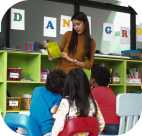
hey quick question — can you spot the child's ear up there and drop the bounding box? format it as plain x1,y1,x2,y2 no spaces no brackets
51,105,58,114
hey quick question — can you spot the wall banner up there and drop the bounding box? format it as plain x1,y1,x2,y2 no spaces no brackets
87,16,92,35
103,23,114,41
43,16,57,37
120,27,130,44
136,25,142,42
60,15,72,35
11,8,25,30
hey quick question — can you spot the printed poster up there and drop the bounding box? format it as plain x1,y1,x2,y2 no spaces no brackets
136,25,142,42
87,16,92,35
103,23,114,41
60,15,72,35
11,8,25,30
43,16,57,37
120,27,130,44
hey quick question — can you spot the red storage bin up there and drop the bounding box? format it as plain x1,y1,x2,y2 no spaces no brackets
7,68,22,81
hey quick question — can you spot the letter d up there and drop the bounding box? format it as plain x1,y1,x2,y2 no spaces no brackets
14,12,22,21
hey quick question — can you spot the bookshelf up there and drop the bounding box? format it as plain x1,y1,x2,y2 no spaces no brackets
0,50,142,113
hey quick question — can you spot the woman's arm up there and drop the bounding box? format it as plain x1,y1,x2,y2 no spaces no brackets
59,31,77,63
51,98,69,136
59,31,70,51
61,52,75,63
74,39,96,68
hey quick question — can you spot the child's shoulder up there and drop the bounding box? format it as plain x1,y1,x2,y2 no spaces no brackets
32,86,48,96
33,86,46,92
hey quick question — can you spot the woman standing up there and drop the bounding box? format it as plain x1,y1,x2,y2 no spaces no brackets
57,12,96,73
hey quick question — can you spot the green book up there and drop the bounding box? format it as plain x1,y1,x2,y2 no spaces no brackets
47,42,62,59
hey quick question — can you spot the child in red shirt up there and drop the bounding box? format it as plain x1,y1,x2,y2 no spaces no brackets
91,64,120,135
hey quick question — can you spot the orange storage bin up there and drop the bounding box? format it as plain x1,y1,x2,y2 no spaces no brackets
22,94,31,110
7,97,21,111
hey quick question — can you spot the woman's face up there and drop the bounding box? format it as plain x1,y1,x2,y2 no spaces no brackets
72,19,85,35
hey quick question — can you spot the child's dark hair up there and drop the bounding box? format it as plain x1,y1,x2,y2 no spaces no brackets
46,69,66,94
63,68,96,116
91,64,110,86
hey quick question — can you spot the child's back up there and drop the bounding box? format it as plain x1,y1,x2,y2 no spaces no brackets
30,69,66,136
52,68,105,136
91,65,120,135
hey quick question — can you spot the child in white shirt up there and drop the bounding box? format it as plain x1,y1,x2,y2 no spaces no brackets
52,68,105,136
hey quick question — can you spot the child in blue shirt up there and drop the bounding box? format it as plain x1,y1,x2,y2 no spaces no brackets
30,69,66,136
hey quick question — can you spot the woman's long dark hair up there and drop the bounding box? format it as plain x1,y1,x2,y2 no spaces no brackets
68,12,92,59
63,68,96,116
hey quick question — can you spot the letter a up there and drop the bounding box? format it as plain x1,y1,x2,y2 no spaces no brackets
47,21,54,29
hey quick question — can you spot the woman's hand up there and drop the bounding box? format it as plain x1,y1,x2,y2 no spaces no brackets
62,52,74,62
74,59,85,67
62,52,85,67
61,52,68,58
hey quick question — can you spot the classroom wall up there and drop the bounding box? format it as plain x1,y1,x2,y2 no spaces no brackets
0,12,9,48
9,0,117,51
1,0,134,53
9,0,74,49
